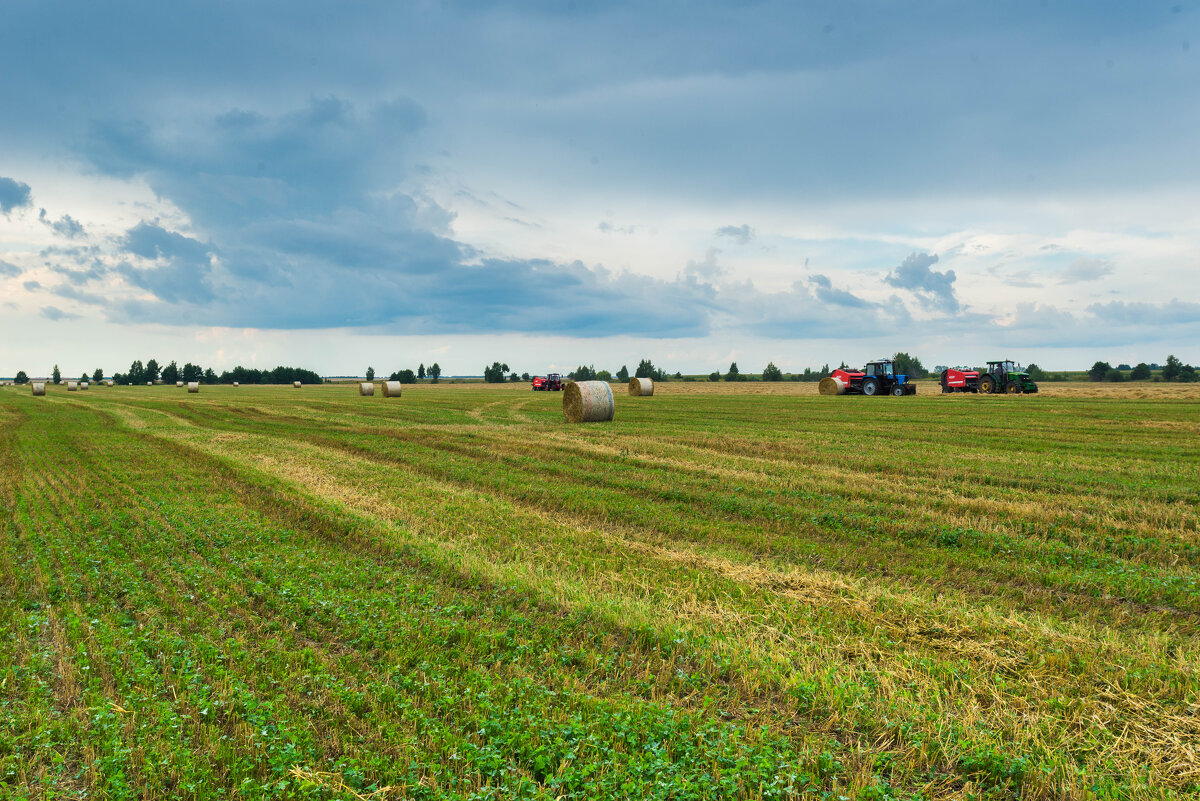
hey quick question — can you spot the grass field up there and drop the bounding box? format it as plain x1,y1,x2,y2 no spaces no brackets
2,381,1198,800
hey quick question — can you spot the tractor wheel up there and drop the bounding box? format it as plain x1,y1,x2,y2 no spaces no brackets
979,377,995,394
891,385,905,396
861,377,880,396
1005,382,1020,394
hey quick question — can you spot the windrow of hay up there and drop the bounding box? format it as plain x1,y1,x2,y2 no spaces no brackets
67,381,78,392
31,382,45,396
564,380,614,423
359,382,375,396
382,381,402,398
293,381,302,388
628,377,654,396
187,382,199,393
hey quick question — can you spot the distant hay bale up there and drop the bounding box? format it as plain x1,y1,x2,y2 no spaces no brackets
176,381,184,387
819,376,848,396
146,381,153,386
31,382,45,396
187,382,199,393
563,380,614,423
628,377,654,396
293,381,302,388
382,381,402,398
103,379,114,386
80,382,88,390
359,382,375,396
67,381,78,391
233,381,239,387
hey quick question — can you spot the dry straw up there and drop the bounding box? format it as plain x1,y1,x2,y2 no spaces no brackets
293,381,302,388
31,382,45,396
628,377,654,396
67,381,78,391
187,382,199,393
563,380,614,423
819,376,847,396
359,382,375,396
382,381,402,398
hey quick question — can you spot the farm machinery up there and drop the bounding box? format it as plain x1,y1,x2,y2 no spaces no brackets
819,359,917,396
531,373,565,391
940,360,1038,394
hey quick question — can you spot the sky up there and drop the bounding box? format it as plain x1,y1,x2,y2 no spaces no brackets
2,0,1198,378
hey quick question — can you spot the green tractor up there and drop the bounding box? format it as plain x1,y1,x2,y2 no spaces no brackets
978,360,1038,394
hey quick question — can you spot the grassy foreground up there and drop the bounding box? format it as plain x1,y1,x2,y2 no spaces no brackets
1,381,1198,800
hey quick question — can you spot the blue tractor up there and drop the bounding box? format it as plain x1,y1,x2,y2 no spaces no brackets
822,359,917,396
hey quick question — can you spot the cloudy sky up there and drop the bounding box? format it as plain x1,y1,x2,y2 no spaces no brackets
2,1,1198,377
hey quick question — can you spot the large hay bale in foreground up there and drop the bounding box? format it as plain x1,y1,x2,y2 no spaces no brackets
359,382,375,396
628,377,654,396
819,376,848,396
564,380,614,423
31,382,45,396
293,381,302,388
187,382,199,393
382,381,402,398
67,381,78,392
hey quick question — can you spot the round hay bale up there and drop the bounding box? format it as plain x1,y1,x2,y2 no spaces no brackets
146,381,152,386
80,382,88,390
233,381,239,387
176,381,184,388
187,382,199,393
103,379,114,387
819,376,848,396
381,381,402,398
628,377,654,396
359,382,375,396
563,380,614,423
293,381,302,388
31,382,45,396
67,381,78,391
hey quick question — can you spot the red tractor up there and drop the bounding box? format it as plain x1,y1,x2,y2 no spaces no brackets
531,373,565,391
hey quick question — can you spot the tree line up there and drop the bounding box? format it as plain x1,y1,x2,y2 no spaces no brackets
1088,355,1198,383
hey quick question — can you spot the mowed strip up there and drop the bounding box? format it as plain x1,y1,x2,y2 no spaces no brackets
97,391,1200,799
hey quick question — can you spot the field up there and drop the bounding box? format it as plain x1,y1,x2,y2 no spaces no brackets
1,380,1198,800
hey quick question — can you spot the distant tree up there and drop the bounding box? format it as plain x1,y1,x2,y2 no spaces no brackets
1025,363,1047,382
1163,355,1183,382
673,371,682,379
596,369,613,381
145,359,161,383
365,366,375,381
508,372,521,382
483,362,509,383
126,360,145,385
92,368,104,382
1116,364,1131,371
112,372,125,384
389,369,417,383
725,362,743,382
52,365,61,384
635,359,655,379
1180,364,1199,383
520,372,530,381
428,363,441,383
891,352,927,379
203,368,218,384
161,361,179,384
418,364,426,379
569,365,597,381
1105,368,1124,382
708,370,720,382
181,362,203,382
761,362,784,381
15,370,28,384
616,365,629,382
1130,363,1152,381
1088,361,1112,382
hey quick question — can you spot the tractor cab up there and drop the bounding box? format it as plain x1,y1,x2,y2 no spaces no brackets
864,360,895,377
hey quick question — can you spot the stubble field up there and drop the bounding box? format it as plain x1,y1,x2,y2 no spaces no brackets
1,380,1198,800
